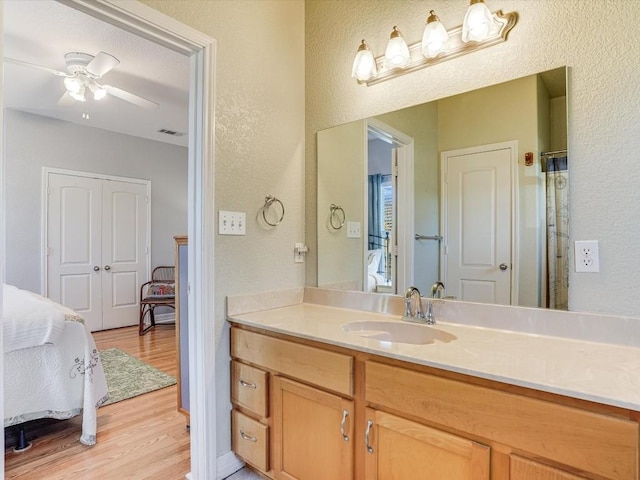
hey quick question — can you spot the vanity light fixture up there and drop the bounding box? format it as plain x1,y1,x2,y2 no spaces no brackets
422,10,449,58
351,40,378,82
384,26,410,69
462,0,500,42
352,0,517,86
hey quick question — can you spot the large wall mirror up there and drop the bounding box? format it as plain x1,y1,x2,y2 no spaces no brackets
317,66,567,310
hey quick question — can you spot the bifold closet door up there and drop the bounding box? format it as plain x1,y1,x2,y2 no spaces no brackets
47,172,148,331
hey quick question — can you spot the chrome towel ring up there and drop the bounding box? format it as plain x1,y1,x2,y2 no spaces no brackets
262,195,285,226
329,204,346,230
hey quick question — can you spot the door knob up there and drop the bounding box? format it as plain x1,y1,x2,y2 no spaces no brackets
93,266,100,272
104,265,111,271
499,263,508,271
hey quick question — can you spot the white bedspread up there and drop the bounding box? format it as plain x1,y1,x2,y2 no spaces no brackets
3,283,67,353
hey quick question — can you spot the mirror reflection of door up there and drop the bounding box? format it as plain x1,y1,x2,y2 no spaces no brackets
441,142,516,304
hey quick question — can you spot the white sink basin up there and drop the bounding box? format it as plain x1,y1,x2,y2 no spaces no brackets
342,320,456,345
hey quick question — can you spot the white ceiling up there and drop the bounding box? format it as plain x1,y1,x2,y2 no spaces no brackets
3,0,190,147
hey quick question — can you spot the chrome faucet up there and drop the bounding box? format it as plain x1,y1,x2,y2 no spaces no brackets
402,286,425,322
424,281,445,325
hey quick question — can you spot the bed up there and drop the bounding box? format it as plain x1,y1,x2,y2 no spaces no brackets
3,283,109,446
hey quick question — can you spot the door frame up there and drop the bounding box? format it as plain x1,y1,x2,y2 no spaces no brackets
0,1,218,477
41,167,152,296
365,118,414,294
440,140,519,305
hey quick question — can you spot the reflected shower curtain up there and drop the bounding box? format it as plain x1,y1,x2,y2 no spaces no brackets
368,174,383,248
545,156,569,310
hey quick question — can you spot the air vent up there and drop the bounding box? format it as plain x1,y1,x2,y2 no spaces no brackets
157,128,186,137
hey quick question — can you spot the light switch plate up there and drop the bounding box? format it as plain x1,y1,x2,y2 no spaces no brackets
347,221,361,238
219,210,246,235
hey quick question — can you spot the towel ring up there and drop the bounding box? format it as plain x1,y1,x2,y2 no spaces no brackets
262,195,285,226
329,204,346,230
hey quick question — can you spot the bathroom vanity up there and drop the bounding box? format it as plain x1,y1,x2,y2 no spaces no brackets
228,294,640,480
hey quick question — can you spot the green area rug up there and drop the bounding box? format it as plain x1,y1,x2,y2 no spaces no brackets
100,347,177,406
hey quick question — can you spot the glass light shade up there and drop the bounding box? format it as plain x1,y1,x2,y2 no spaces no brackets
462,0,496,43
384,26,410,69
351,40,378,82
69,87,86,102
89,83,107,100
421,11,449,58
64,76,82,94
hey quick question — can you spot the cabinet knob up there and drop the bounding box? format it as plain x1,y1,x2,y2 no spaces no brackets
104,265,111,271
499,263,508,271
340,410,349,442
93,266,100,272
365,420,374,454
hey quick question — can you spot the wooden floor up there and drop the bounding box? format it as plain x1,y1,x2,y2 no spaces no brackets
5,324,191,480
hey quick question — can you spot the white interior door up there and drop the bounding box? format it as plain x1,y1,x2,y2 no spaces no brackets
47,173,103,330
46,171,149,331
441,142,515,305
101,179,148,329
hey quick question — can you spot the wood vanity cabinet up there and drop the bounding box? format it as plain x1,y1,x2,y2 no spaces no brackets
230,324,639,480
231,327,355,479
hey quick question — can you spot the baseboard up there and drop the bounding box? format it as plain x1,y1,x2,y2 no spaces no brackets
217,451,244,479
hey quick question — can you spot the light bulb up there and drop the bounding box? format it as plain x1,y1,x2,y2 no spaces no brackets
69,87,86,102
462,0,496,43
351,40,378,82
89,83,107,100
64,76,82,94
421,10,449,58
384,26,410,69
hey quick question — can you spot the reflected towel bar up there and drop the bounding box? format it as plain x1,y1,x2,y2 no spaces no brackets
415,234,443,241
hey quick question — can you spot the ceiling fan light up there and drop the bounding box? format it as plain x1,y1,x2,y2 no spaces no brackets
64,76,82,94
69,87,86,102
384,26,410,69
89,83,107,100
462,0,497,43
422,10,449,58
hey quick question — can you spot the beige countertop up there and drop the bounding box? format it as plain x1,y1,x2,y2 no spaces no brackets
228,303,640,411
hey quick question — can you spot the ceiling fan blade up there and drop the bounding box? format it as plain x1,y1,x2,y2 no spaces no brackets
4,57,68,77
86,52,120,77
103,85,159,110
57,91,77,107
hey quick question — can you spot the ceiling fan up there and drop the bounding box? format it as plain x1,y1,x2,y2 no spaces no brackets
4,51,159,110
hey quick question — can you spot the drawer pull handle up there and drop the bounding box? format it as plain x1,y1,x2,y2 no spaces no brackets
239,379,257,389
340,410,349,442
240,430,258,442
365,420,374,454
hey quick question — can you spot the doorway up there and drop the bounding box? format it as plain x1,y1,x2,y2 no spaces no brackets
365,119,414,295
0,1,217,478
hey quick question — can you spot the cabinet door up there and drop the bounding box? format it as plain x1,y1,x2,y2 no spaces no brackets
510,455,588,480
364,408,489,480
272,376,354,480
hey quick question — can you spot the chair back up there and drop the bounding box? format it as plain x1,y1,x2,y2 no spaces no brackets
152,266,175,283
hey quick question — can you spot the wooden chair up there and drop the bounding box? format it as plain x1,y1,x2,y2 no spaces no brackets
139,266,176,335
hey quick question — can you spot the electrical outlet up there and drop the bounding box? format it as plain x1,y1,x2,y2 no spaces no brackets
347,221,361,238
294,243,308,263
574,240,599,273
219,210,246,235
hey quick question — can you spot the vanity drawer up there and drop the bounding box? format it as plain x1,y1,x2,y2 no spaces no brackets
231,360,268,418
365,361,638,480
232,410,269,472
231,327,353,397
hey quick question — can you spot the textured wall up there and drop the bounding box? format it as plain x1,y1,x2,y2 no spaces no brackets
4,110,187,292
139,0,306,456
306,0,640,317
